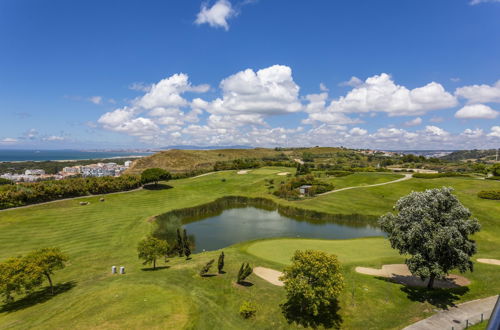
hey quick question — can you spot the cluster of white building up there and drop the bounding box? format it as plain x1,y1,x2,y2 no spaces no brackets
1,169,49,182
1,160,133,182
62,161,133,178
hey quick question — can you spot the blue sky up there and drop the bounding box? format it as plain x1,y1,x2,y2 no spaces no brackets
1,0,500,150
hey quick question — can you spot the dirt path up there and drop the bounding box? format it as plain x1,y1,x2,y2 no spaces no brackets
0,186,144,213
403,295,499,330
318,173,412,196
253,267,284,286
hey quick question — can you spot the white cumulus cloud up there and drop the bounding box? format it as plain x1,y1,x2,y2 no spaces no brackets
195,0,235,31
470,0,500,5
404,117,423,127
488,126,500,137
328,73,457,116
455,80,500,104
204,65,302,116
455,104,499,119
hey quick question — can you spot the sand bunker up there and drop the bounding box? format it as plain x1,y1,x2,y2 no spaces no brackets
277,172,290,176
477,258,500,266
253,267,284,286
355,264,470,288
237,170,249,174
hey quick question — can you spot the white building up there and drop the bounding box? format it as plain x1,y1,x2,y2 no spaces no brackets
25,169,45,175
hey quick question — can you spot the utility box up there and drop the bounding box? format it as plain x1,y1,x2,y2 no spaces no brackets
111,266,117,274
119,266,125,274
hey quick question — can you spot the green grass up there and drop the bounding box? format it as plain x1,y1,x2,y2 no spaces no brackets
245,237,401,266
0,167,499,329
322,172,404,189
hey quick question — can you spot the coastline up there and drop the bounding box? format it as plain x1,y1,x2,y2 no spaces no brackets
0,154,151,163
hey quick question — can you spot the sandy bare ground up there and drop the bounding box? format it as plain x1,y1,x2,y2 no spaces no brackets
355,264,470,288
318,173,413,196
477,258,500,266
237,170,249,174
253,267,284,286
277,172,290,176
293,158,304,165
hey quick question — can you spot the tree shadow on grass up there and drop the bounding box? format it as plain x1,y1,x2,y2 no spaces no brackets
141,265,170,271
282,300,342,329
374,276,469,309
0,281,76,313
236,281,254,287
201,274,217,278
400,285,469,310
143,184,172,191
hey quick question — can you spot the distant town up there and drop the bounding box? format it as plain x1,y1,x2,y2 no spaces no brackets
0,160,133,182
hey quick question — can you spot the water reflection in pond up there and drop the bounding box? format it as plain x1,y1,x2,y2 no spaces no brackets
184,207,384,252
155,197,385,253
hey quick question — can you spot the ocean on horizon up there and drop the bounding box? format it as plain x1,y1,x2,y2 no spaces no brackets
0,150,153,162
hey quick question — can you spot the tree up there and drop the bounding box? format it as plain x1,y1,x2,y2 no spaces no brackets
176,228,184,257
137,236,169,270
280,250,344,328
379,187,481,289
199,259,214,276
217,252,225,274
236,263,252,284
141,168,171,186
491,163,500,176
25,248,68,295
183,229,191,260
0,257,43,302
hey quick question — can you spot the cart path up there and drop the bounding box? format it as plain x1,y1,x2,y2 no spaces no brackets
318,173,413,196
403,295,498,330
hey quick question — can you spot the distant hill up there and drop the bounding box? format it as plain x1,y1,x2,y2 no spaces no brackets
126,147,346,174
441,149,498,162
158,145,252,150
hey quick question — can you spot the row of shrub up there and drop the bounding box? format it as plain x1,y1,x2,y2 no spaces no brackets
477,190,500,200
0,175,142,209
412,172,469,179
213,158,295,171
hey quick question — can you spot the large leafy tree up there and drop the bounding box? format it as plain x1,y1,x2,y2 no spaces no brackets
137,236,169,270
141,168,171,186
25,248,68,295
379,187,481,289
280,250,344,328
0,257,43,302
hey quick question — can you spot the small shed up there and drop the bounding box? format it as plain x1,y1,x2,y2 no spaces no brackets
298,185,312,195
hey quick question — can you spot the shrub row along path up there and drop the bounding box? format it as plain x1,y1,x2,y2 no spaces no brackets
403,295,499,330
318,173,413,196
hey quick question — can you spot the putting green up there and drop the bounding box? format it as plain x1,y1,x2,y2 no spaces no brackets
245,237,402,266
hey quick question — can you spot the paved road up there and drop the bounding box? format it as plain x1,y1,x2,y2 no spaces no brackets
403,295,499,330
318,173,413,196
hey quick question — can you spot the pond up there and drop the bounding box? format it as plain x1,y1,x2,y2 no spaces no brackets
154,196,385,253
184,207,384,252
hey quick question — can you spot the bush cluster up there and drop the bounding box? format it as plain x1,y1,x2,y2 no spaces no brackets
477,190,500,200
0,175,141,209
273,175,334,199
